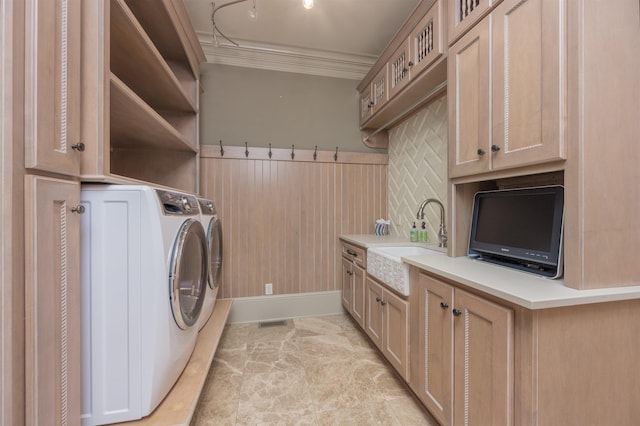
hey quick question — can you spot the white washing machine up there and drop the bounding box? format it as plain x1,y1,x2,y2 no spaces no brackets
196,197,223,330
80,185,208,425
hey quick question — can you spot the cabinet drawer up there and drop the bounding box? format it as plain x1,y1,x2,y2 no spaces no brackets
341,242,366,268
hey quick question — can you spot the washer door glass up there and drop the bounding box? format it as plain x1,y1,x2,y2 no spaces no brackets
208,217,223,291
170,219,207,329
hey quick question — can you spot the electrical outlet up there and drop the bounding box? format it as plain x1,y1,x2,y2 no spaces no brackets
265,283,273,295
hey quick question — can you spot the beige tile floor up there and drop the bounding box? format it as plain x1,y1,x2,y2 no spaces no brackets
191,314,439,426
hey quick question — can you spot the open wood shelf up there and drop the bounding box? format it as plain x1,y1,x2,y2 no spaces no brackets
110,73,196,152
110,0,197,112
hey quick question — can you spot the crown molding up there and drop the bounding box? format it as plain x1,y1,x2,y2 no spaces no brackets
197,32,375,80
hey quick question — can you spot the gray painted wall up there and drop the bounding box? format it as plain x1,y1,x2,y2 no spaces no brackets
199,63,383,153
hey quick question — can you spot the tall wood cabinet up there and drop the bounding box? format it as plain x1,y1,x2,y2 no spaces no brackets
448,0,565,179
23,0,83,423
18,0,204,423
411,270,514,426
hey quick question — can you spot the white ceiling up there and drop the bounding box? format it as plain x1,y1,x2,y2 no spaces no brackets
183,0,423,79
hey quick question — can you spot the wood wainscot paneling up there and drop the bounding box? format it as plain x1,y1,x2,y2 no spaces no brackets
200,145,388,298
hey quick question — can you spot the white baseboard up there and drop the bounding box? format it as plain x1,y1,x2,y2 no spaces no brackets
227,290,345,324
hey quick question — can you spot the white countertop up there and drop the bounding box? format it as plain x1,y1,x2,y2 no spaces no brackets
339,234,640,310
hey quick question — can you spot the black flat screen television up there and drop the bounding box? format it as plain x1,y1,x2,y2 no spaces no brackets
468,186,564,278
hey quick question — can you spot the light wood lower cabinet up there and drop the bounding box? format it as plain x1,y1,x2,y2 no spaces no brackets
365,277,410,381
412,270,514,425
24,176,81,426
341,258,365,328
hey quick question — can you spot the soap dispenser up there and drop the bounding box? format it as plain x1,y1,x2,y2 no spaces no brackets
420,221,428,242
410,222,418,242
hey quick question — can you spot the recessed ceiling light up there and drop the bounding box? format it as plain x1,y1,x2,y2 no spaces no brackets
303,0,313,10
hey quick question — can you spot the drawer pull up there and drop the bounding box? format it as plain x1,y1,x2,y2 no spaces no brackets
346,249,358,257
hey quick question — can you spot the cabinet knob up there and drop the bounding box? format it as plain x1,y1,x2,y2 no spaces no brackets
380,300,387,306
376,297,381,303
71,205,85,214
408,61,414,67
452,308,462,317
491,144,501,152
440,302,449,309
477,148,485,156
71,142,85,152
347,271,353,276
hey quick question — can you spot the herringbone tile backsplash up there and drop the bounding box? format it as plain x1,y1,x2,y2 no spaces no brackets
388,95,448,243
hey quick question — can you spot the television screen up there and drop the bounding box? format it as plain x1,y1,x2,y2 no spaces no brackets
468,186,564,278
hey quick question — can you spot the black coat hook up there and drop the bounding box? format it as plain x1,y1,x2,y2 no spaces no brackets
313,146,318,161
245,142,249,158
291,144,295,160
219,140,224,157
268,143,272,159
334,147,338,162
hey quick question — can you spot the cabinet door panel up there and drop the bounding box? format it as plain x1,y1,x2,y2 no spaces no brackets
418,273,454,425
453,289,513,426
383,289,410,381
410,0,445,77
24,0,82,176
341,259,353,312
365,278,384,349
25,176,81,426
388,38,412,100
448,18,491,178
351,264,366,328
449,0,500,44
491,0,565,170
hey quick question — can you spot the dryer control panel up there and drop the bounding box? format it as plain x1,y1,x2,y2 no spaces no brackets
156,190,199,216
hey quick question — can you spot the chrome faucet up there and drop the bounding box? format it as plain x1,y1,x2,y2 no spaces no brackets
416,198,448,248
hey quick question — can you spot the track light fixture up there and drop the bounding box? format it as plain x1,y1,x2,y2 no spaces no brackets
211,0,257,47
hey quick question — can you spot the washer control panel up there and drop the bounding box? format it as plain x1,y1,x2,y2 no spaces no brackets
156,190,199,216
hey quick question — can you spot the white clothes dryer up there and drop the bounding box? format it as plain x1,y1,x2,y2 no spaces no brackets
195,197,223,330
80,185,208,425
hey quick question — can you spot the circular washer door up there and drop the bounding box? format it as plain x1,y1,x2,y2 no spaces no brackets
169,219,207,329
207,217,223,291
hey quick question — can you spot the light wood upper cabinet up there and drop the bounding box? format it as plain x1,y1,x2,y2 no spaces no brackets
409,0,445,78
388,38,412,100
448,18,491,178
366,277,410,381
413,271,513,426
24,0,82,176
448,0,502,45
491,0,565,171
449,0,565,179
357,0,448,136
25,175,82,426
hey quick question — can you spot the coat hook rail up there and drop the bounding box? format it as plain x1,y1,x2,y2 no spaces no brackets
291,145,295,160
219,140,224,157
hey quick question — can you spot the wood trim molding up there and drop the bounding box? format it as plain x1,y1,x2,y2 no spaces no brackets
198,35,375,80
200,144,388,165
